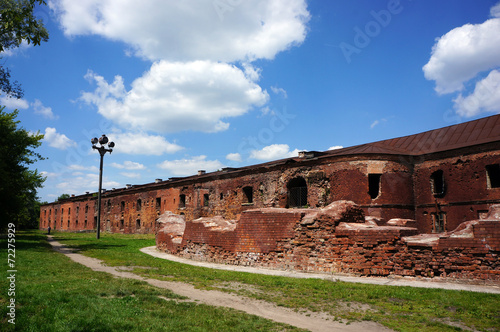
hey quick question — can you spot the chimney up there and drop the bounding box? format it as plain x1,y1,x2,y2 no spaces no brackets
126,184,132,189
155,178,162,183
198,170,206,176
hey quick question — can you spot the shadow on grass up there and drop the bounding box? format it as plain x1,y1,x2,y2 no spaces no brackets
0,230,52,253
49,233,127,252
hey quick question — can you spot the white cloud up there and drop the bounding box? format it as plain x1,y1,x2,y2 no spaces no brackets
423,15,500,94
250,144,300,161
1,40,31,57
110,160,146,170
33,99,58,119
43,127,77,150
157,155,224,176
226,153,242,162
40,171,59,179
0,96,29,110
453,69,500,117
50,0,310,62
370,120,379,129
120,172,141,179
109,131,183,155
491,2,500,18
328,145,343,150
56,172,119,194
81,62,269,133
68,164,99,172
271,86,288,98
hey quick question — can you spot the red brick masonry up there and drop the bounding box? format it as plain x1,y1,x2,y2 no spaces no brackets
157,201,500,282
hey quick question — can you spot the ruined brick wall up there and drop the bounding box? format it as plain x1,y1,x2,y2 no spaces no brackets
158,203,500,282
414,150,500,233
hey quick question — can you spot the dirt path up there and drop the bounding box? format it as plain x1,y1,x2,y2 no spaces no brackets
47,236,392,332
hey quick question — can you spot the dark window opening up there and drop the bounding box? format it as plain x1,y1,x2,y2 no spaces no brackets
156,197,161,210
107,200,111,211
368,174,381,199
136,219,141,229
85,205,88,214
220,193,224,200
431,170,445,196
287,177,308,208
120,201,125,212
67,220,70,228
137,199,142,211
486,164,500,188
179,194,186,208
120,219,124,229
203,193,209,207
94,216,97,229
432,212,446,233
243,186,253,204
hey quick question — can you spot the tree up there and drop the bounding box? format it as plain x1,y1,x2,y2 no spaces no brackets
0,107,45,230
57,193,70,201
1,0,49,98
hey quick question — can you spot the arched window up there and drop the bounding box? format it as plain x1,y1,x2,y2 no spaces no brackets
287,177,307,208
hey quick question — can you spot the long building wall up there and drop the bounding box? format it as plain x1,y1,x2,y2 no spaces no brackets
40,146,500,235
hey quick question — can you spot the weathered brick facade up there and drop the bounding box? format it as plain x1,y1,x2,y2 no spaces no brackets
40,114,500,280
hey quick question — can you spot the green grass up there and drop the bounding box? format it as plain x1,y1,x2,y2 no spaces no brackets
0,231,304,331
2,230,500,331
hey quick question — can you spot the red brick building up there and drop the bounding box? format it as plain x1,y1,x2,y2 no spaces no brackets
40,114,500,235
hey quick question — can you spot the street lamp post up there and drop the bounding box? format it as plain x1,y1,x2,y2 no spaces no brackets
91,134,115,239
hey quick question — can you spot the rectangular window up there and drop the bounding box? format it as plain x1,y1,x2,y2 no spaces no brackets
136,219,141,229
120,201,125,212
179,194,186,208
137,199,142,211
243,186,253,204
368,174,381,199
156,197,161,210
203,193,209,207
431,212,446,233
120,219,124,229
431,170,445,196
486,164,500,188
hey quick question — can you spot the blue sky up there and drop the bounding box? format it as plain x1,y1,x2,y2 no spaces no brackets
2,0,500,202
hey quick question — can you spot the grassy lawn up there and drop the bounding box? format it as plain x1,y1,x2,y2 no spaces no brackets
0,230,304,331
2,230,500,331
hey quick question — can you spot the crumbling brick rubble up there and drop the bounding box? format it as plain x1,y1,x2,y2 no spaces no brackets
157,202,500,282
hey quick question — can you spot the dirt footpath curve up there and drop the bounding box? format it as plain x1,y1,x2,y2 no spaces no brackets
47,236,392,332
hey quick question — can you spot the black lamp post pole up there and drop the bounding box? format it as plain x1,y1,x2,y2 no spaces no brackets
91,135,114,239
96,149,105,239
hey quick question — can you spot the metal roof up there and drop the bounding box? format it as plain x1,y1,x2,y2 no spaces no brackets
325,114,500,157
